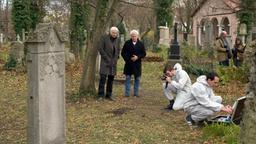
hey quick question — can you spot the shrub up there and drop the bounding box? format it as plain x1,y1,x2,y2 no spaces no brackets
181,43,214,76
184,63,212,76
4,57,17,70
215,64,249,84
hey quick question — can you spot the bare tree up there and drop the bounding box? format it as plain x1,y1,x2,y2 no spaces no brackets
46,0,69,25
119,0,154,34
174,0,202,34
0,0,11,41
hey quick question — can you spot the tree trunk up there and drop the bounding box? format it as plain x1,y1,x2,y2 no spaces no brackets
79,0,119,97
240,43,256,143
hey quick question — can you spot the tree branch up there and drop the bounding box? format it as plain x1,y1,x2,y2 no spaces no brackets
119,0,154,9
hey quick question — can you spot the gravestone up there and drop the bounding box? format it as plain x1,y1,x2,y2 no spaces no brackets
0,33,3,44
65,47,75,65
167,22,182,68
9,41,24,64
0,33,3,48
25,23,68,144
159,26,170,47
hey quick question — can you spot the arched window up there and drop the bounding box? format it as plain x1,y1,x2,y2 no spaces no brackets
211,18,218,39
199,19,206,46
221,17,230,35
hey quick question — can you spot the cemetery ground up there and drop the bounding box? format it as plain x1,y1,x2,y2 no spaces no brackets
0,46,246,143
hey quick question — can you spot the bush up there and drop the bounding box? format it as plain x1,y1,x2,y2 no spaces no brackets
181,43,211,64
202,123,240,144
4,57,17,70
0,43,10,65
215,64,249,84
181,43,214,76
184,63,213,76
141,30,154,50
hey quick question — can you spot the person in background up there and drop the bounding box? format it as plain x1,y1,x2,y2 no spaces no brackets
97,26,121,101
162,63,192,111
214,31,232,66
232,37,246,67
184,72,233,125
121,30,146,97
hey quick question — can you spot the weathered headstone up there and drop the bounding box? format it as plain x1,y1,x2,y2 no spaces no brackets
25,23,67,144
65,48,75,65
9,41,24,64
0,33,3,44
159,26,170,47
0,33,4,48
239,23,247,44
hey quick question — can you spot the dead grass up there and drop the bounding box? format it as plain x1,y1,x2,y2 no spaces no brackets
0,51,246,143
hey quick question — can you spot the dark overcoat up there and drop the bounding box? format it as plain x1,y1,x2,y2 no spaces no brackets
98,34,121,75
121,39,146,77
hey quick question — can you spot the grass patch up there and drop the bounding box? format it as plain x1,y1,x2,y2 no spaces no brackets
202,123,240,144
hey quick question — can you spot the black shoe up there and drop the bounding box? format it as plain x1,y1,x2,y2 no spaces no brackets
106,97,114,101
165,100,174,110
164,104,173,110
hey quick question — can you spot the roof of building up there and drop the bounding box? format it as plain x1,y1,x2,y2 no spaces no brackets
191,0,240,17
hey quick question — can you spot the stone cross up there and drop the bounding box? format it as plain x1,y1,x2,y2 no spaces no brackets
25,23,68,144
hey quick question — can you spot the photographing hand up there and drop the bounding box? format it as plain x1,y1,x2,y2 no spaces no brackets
166,76,172,82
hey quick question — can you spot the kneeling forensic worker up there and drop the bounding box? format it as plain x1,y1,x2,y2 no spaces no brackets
162,63,192,111
183,72,233,125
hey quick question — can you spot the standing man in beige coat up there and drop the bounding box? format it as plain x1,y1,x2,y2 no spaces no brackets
214,31,232,66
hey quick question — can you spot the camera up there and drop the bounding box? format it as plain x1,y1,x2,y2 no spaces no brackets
161,75,167,80
161,73,170,80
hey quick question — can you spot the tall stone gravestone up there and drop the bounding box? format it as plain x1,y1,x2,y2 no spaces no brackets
159,26,170,47
25,23,67,144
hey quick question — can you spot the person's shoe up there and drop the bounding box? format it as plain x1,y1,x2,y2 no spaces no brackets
185,115,195,126
165,100,174,110
97,97,104,101
134,95,139,97
105,97,115,101
164,104,173,110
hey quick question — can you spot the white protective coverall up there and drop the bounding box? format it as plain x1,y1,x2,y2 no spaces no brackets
183,75,223,122
162,63,192,110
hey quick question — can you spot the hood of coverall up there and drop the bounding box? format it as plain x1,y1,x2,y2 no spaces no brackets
173,63,182,71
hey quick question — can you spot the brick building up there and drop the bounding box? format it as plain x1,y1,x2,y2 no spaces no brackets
191,0,240,49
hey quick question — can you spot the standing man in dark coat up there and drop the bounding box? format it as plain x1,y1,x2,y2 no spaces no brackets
98,26,121,100
121,30,146,97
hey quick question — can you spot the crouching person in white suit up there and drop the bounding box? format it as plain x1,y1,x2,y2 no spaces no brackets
183,72,233,125
162,63,192,110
